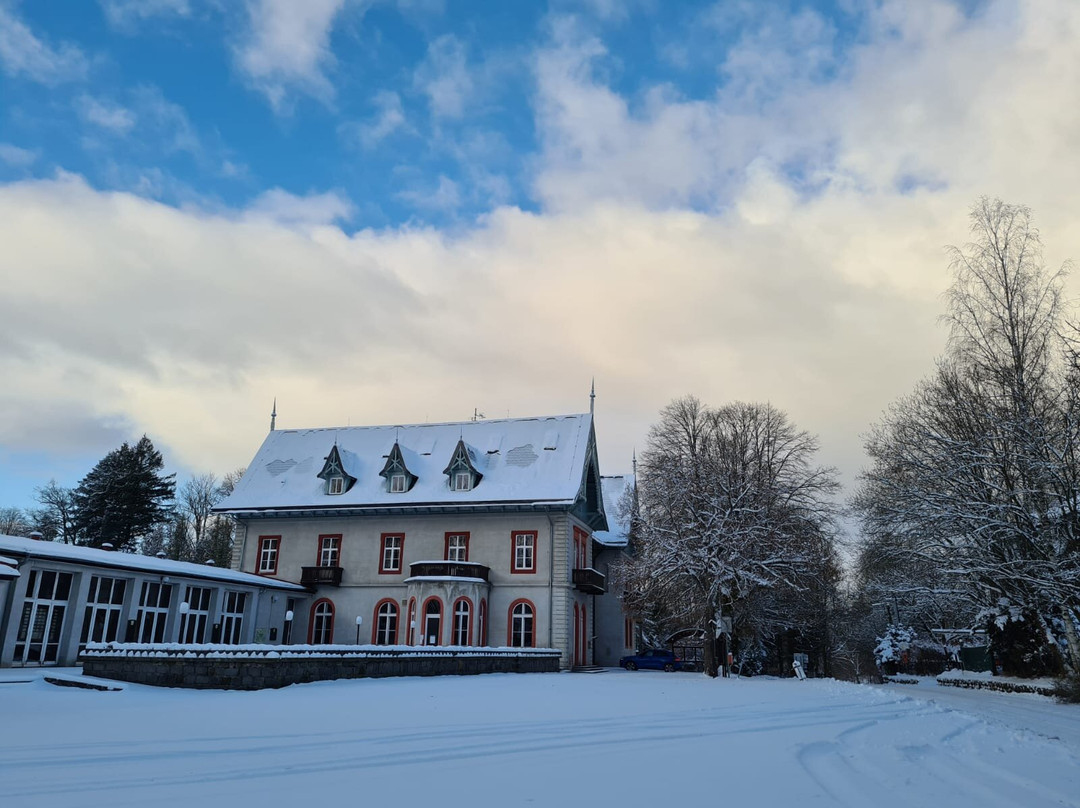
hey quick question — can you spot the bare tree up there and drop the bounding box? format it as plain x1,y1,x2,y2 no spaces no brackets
854,198,1080,675
34,480,78,543
0,506,31,536
620,397,839,677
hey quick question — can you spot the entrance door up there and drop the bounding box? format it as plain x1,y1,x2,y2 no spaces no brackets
424,599,442,646
14,570,74,666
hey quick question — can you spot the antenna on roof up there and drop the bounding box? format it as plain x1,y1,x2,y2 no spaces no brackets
270,398,277,432
590,378,595,415
472,408,485,422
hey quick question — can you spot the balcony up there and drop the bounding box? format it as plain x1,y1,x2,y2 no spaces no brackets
572,567,606,595
300,566,343,588
408,561,490,582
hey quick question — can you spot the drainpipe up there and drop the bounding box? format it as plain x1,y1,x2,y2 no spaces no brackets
236,519,248,572
547,513,556,651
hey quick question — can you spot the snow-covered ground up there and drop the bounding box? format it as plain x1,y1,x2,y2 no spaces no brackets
2,668,1079,808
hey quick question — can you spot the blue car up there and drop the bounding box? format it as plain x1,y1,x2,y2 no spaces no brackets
619,649,684,672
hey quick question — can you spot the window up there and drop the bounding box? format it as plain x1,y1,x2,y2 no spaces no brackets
80,576,126,653
452,598,471,646
179,586,212,644
406,598,416,644
390,473,407,493
423,598,442,646
373,600,398,645
15,570,73,665
574,527,588,569
327,476,344,495
220,591,247,645
136,581,173,643
624,616,635,649
508,600,535,648
452,471,472,491
310,599,334,644
318,535,341,567
257,536,280,575
380,534,404,574
511,531,537,573
478,599,487,647
444,532,469,562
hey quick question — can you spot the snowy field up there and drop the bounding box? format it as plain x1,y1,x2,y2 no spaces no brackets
2,669,1079,808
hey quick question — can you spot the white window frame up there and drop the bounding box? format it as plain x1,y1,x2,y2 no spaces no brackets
258,536,279,574
513,532,536,573
452,599,471,646
510,602,534,648
220,591,247,645
136,581,172,643
380,534,403,573
446,533,468,562
179,585,212,644
311,600,334,645
452,471,472,492
319,535,341,567
327,476,344,495
80,576,126,653
390,473,407,493
375,601,398,645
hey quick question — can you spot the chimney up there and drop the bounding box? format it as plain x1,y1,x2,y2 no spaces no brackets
28,531,44,541
155,551,167,559
204,559,216,566
101,542,115,551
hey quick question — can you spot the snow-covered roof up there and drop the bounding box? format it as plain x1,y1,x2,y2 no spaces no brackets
592,474,634,547
216,413,598,514
0,554,18,579
0,535,304,591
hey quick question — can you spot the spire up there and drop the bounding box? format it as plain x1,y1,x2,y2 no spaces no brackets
270,398,277,432
589,378,595,415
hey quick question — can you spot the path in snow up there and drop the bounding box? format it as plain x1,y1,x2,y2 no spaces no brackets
1,670,1078,808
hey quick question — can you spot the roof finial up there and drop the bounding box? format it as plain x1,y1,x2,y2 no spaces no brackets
270,398,277,432
632,447,637,476
589,378,595,415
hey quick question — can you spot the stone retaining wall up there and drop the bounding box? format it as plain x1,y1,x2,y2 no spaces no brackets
82,649,559,690
937,675,1055,696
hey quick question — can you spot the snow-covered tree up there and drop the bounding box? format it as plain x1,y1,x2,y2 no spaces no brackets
0,506,31,536
854,198,1080,675
32,480,77,543
73,435,175,550
619,397,840,677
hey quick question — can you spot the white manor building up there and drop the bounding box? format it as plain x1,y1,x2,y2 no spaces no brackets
215,411,633,669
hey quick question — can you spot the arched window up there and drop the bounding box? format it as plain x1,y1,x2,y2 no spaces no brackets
423,597,442,646
508,600,534,648
406,598,416,644
452,598,472,646
478,599,487,647
309,599,335,645
373,600,398,645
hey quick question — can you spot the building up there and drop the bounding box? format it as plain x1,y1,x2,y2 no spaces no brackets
0,534,304,668
591,474,637,666
215,412,611,669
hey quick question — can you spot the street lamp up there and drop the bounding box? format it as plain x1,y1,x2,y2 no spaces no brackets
355,615,364,644
284,610,294,645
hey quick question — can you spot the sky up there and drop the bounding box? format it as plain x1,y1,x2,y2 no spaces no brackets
1,0,1079,514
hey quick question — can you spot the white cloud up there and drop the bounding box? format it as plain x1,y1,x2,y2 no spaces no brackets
245,187,355,226
341,91,408,149
414,35,474,120
76,95,138,135
235,0,354,111
0,142,38,168
2,0,1080,496
99,0,191,30
395,174,460,212
0,5,89,84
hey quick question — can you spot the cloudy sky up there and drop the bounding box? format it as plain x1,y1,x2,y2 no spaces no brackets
1,0,1079,513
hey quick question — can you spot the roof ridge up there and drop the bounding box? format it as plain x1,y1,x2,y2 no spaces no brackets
276,412,591,433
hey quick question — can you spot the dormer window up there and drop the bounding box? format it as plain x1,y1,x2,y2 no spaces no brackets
443,438,482,493
318,444,356,496
380,442,417,494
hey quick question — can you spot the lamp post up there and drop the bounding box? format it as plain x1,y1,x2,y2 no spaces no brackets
178,602,189,643
355,615,364,645
284,610,294,645
410,620,417,646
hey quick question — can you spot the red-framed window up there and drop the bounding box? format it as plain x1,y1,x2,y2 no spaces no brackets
511,531,537,573
257,536,280,575
444,532,470,562
478,599,487,647
508,599,535,648
318,534,341,567
309,598,335,644
422,597,443,646
574,527,588,569
373,599,399,645
452,597,472,646
380,533,404,574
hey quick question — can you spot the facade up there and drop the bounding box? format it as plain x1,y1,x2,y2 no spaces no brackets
0,534,304,668
591,474,638,666
216,413,610,669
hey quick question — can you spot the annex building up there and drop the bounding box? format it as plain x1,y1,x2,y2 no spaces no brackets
215,411,631,669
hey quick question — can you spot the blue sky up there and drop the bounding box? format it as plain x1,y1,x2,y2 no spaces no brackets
1,0,1077,514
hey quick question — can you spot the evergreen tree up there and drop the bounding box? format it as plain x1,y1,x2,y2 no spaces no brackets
73,435,176,550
